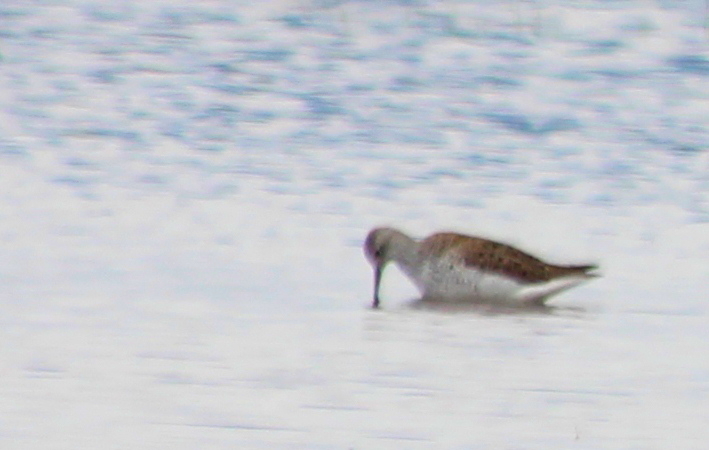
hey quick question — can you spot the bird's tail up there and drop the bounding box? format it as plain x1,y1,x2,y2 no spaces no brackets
519,264,600,304
558,264,600,278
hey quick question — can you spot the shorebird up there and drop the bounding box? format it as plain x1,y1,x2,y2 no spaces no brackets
364,227,599,309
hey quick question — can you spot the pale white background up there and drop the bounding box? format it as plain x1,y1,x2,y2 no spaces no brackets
1,0,708,448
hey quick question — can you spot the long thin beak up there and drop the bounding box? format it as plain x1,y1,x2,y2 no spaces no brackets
372,264,383,309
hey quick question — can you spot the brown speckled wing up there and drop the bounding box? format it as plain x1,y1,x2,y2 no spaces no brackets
422,233,591,283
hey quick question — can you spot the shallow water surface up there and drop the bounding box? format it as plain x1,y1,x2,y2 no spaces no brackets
4,293,707,448
1,0,708,448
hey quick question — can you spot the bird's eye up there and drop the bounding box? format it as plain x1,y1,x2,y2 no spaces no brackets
374,248,383,258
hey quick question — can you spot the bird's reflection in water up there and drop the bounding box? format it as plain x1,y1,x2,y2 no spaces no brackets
405,297,588,317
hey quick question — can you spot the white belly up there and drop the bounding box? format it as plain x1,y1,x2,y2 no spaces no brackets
401,260,588,305
406,260,521,303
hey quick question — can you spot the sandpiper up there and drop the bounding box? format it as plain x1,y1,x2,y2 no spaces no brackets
364,227,599,308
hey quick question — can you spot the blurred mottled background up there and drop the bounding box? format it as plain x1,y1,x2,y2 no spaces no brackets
1,0,708,448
